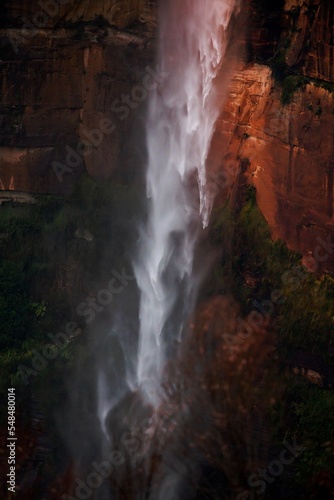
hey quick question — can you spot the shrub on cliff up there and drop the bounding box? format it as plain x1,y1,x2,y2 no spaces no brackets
0,261,32,350
281,75,310,105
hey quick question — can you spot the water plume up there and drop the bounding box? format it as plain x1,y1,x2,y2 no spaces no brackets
134,0,240,403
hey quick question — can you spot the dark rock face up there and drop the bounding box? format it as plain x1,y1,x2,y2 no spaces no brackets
0,0,145,29
0,11,155,193
246,0,285,62
246,0,334,83
291,0,334,82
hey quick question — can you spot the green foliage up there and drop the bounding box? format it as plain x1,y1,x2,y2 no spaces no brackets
209,186,334,492
210,203,235,246
0,261,33,351
279,274,334,353
268,21,334,106
313,79,334,94
0,347,33,423
0,177,142,288
269,48,289,82
281,75,310,105
209,191,291,309
238,191,271,257
208,186,332,352
285,378,334,483
279,75,334,106
0,175,143,484
32,301,47,318
0,174,141,371
0,204,40,236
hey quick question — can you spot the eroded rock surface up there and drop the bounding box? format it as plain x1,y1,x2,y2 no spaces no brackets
0,18,155,193
0,0,333,270
213,63,334,272
0,0,145,29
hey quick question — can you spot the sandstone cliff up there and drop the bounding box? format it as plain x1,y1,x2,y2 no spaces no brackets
213,64,334,272
0,0,333,271
211,0,334,272
0,2,155,193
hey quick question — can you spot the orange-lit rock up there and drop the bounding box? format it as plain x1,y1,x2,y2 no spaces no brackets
212,61,334,272
0,0,333,272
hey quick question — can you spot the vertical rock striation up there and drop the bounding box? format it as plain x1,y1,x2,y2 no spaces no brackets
211,0,334,272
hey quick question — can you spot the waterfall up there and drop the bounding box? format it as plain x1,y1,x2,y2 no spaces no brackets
134,0,239,403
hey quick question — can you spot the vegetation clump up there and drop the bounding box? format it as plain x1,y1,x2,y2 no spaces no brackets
208,187,334,494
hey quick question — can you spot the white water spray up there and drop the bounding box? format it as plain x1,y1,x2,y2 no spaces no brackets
134,0,239,403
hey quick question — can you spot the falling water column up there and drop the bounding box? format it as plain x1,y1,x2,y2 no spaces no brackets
134,0,240,403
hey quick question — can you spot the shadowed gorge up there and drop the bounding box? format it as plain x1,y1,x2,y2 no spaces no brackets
0,1,333,499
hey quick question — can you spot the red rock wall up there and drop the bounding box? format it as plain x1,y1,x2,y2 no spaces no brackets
244,0,334,82
0,0,333,271
212,64,334,270
0,0,144,29
293,0,334,82
211,0,334,272
0,21,155,194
